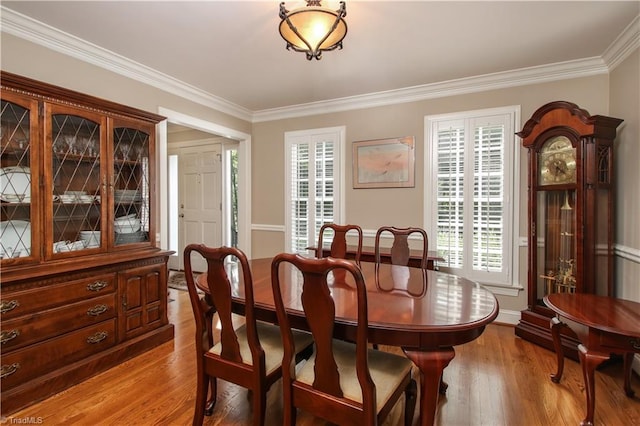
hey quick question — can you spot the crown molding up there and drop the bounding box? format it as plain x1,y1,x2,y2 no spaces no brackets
0,6,253,122
602,14,640,71
2,6,638,124
251,57,608,122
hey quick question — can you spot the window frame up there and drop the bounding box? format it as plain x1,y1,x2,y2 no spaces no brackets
424,106,520,289
284,126,346,254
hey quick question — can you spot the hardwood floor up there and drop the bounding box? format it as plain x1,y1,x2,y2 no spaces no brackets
8,288,640,425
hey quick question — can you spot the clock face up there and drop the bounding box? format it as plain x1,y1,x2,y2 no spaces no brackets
539,136,576,185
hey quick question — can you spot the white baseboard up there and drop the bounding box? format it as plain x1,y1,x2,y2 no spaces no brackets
493,308,520,325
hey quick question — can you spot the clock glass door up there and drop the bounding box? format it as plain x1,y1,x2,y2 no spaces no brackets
536,189,577,306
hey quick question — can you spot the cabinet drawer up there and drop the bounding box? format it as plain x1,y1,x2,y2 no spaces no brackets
0,273,116,320
1,294,116,351
0,319,116,389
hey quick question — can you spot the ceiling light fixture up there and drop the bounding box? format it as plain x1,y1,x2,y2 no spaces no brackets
279,1,347,60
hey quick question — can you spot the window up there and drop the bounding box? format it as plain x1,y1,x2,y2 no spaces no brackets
285,127,345,254
425,107,519,286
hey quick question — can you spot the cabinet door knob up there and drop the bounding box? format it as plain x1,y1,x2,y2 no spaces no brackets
631,339,640,350
87,280,108,292
86,331,108,344
87,304,108,317
0,363,20,378
0,329,20,345
0,300,20,313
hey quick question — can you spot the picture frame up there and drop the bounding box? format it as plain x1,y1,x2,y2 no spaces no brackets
352,136,415,189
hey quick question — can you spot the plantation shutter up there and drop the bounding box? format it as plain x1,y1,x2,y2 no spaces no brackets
286,128,342,254
428,109,515,285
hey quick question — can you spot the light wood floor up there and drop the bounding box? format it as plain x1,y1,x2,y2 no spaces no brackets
9,288,640,425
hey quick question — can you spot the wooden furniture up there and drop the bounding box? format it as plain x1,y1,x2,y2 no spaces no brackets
271,253,417,426
0,72,174,415
196,258,498,426
544,293,640,426
375,226,428,268
310,245,444,270
183,245,313,425
316,223,363,264
514,101,623,358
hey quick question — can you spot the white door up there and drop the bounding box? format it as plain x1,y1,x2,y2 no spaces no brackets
176,144,222,272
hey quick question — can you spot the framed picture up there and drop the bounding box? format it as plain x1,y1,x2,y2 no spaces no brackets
352,136,415,189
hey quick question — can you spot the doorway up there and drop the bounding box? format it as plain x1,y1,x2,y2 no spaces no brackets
157,107,252,270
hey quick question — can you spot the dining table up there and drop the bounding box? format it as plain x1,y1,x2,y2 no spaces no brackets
196,257,499,426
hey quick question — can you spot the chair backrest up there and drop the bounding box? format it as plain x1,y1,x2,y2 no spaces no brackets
316,223,363,264
374,226,428,269
184,244,263,365
271,253,377,422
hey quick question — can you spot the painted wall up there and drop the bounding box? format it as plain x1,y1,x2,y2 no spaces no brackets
610,49,640,303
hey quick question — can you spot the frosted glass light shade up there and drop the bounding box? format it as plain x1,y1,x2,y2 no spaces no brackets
279,1,347,60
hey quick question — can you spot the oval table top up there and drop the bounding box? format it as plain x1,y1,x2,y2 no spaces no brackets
197,257,499,349
544,292,640,338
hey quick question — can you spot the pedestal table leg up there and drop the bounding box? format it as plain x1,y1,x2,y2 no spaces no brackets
403,347,455,426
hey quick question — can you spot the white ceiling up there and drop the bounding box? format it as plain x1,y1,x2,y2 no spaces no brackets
2,1,639,118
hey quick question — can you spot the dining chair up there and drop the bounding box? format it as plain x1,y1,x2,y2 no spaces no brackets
183,244,314,426
271,253,417,426
374,226,429,268
316,223,363,264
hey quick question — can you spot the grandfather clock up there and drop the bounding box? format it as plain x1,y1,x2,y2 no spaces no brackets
514,101,623,357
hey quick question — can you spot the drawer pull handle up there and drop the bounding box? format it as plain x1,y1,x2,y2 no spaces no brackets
0,300,20,313
87,280,108,292
631,339,640,350
87,331,108,344
87,304,108,316
0,329,20,344
0,363,20,379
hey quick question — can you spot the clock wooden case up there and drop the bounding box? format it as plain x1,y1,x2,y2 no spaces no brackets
514,101,623,358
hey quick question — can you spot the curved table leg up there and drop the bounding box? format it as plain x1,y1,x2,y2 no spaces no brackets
550,316,567,383
403,347,455,426
578,344,609,426
622,352,636,397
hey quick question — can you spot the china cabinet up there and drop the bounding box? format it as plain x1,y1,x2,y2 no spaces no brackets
0,71,174,414
514,101,623,358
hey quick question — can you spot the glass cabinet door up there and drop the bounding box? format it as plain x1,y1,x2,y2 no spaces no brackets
0,92,39,262
112,119,154,248
46,104,106,257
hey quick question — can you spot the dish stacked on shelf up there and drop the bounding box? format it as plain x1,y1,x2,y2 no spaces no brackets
114,189,141,203
53,240,85,253
0,166,31,203
79,230,101,248
0,220,31,258
114,214,141,234
59,191,97,204
114,214,146,244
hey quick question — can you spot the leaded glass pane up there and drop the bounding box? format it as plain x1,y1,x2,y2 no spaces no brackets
113,127,151,246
